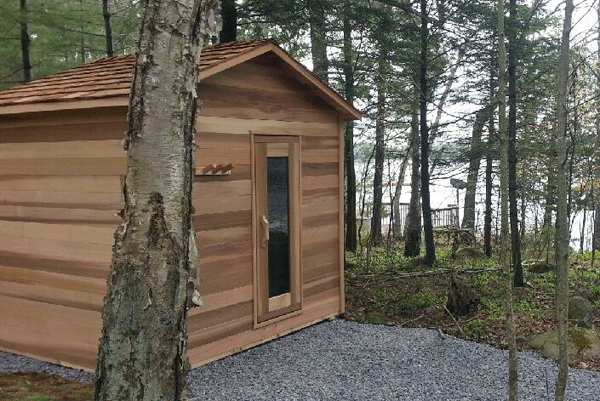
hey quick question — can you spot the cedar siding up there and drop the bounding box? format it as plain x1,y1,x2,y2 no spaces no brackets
0,41,359,371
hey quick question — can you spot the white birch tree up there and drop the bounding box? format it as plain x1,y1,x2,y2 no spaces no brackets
94,1,221,400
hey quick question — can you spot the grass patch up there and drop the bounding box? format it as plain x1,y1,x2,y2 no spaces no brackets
0,372,92,401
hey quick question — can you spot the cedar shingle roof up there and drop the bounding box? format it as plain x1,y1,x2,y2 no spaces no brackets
0,39,274,107
0,39,361,120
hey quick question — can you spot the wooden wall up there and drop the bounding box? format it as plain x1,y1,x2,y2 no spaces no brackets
0,108,125,369
0,54,344,371
188,55,343,367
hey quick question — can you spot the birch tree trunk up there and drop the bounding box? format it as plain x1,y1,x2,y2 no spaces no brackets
497,0,518,398
102,0,114,57
94,1,221,400
554,1,574,399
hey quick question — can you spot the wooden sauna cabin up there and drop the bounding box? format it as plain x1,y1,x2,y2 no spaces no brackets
0,39,361,371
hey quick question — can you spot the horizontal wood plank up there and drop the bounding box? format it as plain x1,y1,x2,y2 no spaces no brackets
0,158,126,176
0,251,108,279
302,162,338,177
0,140,123,160
0,235,112,265
188,285,252,315
0,122,125,143
0,205,120,226
193,194,250,215
0,295,101,371
0,176,121,193
188,301,252,333
0,190,119,209
197,116,337,137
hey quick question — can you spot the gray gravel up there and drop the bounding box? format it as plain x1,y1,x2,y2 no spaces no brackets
2,319,600,400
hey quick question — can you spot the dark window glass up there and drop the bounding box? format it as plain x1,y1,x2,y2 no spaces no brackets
267,156,290,297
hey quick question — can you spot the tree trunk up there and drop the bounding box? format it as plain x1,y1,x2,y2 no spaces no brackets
102,0,114,57
94,1,221,400
484,60,496,257
309,0,329,83
580,208,586,254
342,5,357,251
392,152,409,240
484,129,494,257
507,0,523,288
404,104,421,257
79,0,86,63
594,3,600,255
371,65,386,246
554,1,574,399
498,0,518,398
20,0,32,82
220,0,236,42
462,106,488,230
419,0,435,265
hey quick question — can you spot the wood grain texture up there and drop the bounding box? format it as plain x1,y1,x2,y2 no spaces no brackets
0,295,101,371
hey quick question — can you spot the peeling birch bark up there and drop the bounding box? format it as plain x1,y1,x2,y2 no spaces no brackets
94,1,221,400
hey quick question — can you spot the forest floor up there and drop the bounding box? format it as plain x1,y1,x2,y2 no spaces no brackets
0,372,92,400
343,241,600,371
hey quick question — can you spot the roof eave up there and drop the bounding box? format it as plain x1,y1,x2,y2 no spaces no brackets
0,96,129,116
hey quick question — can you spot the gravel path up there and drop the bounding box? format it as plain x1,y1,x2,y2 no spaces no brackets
2,319,600,400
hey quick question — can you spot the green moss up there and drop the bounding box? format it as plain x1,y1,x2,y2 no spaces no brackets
569,327,593,354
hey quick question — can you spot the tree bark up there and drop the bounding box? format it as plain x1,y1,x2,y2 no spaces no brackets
419,0,435,265
343,6,357,251
371,66,386,246
102,0,114,57
507,0,523,288
20,0,32,82
462,106,488,230
484,59,496,257
484,125,494,257
404,104,421,257
594,3,600,255
392,152,409,240
219,0,237,42
554,1,574,399
309,0,329,83
94,1,221,400
498,0,518,398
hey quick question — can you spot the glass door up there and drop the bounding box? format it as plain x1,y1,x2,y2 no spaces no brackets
254,136,301,324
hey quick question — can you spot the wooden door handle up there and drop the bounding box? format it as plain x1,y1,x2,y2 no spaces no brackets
260,215,269,248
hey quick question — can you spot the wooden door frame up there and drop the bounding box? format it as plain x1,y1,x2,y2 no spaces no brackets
251,132,302,328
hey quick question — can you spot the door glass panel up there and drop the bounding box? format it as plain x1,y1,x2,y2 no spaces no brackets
267,156,290,297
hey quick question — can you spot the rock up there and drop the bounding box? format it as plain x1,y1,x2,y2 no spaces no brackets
528,262,555,274
446,276,480,316
531,328,600,362
569,296,594,329
455,246,485,260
